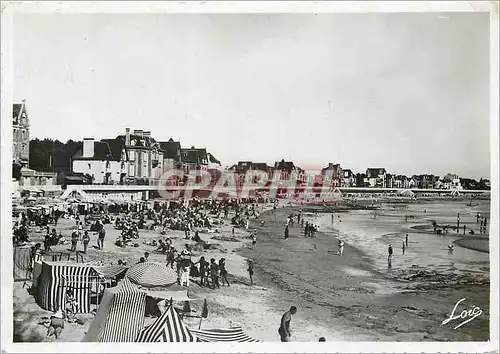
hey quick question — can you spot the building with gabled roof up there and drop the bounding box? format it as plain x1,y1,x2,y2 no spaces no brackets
13,100,30,167
365,168,387,188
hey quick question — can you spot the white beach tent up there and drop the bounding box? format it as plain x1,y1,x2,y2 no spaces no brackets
83,278,146,342
399,189,415,197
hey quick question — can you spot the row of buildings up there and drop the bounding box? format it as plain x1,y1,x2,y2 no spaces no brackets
227,161,474,190
71,128,221,185
13,100,489,191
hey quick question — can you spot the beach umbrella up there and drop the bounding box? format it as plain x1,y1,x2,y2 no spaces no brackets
126,262,178,288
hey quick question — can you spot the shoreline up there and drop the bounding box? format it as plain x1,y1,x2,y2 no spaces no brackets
233,200,490,341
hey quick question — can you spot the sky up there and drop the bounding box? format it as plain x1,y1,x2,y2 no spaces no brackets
12,12,491,179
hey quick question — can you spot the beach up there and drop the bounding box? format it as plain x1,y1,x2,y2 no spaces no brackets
13,197,490,342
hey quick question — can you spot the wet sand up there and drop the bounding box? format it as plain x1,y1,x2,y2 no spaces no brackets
238,199,490,341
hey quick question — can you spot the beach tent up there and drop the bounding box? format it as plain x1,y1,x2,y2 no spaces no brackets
83,278,147,342
189,327,259,342
127,263,178,288
13,246,32,284
400,189,415,197
34,261,99,313
135,303,197,342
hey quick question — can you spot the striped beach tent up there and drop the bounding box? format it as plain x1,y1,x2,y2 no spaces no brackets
35,261,97,313
190,327,259,342
83,278,146,342
127,263,178,288
135,303,197,342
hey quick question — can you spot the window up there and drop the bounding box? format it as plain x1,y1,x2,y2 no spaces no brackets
106,161,110,169
121,162,125,169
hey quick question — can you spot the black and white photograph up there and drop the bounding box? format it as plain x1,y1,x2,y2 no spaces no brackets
1,1,498,352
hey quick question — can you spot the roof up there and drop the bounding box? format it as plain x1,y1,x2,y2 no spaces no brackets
274,159,296,171
13,104,23,119
159,138,182,160
117,134,157,148
101,138,125,161
73,141,114,161
366,168,386,178
322,163,341,172
207,152,221,165
181,147,208,164
252,163,270,171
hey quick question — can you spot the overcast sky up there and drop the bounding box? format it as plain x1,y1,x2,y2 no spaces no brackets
13,12,490,179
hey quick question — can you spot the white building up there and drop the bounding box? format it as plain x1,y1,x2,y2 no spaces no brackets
72,138,127,184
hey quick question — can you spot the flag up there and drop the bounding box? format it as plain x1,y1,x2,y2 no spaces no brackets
201,299,208,318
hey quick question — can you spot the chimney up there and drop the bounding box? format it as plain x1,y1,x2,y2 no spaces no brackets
125,128,131,145
143,131,151,138
133,129,143,137
83,138,95,158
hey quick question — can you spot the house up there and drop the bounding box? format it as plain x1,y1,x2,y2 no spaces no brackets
159,138,182,172
13,100,30,167
321,163,343,188
180,147,209,175
273,159,305,183
341,169,356,187
72,128,164,185
118,129,164,181
385,174,395,188
72,139,124,184
394,175,409,189
365,168,387,188
442,173,463,190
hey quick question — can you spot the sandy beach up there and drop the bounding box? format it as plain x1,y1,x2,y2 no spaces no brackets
13,197,490,342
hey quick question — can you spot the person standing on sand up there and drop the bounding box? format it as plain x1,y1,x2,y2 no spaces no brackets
70,229,79,252
209,258,220,289
82,231,90,254
247,259,254,286
252,233,257,249
97,228,106,250
484,217,488,234
388,244,393,268
284,225,289,240
405,234,408,247
456,213,460,232
195,256,209,287
402,241,406,255
338,239,344,256
278,306,297,342
166,247,176,269
331,214,334,224
219,258,230,286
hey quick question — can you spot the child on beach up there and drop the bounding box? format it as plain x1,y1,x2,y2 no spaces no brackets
247,259,254,286
338,239,344,256
252,233,257,249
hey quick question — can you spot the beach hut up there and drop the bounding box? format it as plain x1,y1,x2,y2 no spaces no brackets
126,263,178,288
34,261,101,313
83,278,146,342
13,246,32,285
135,302,197,342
